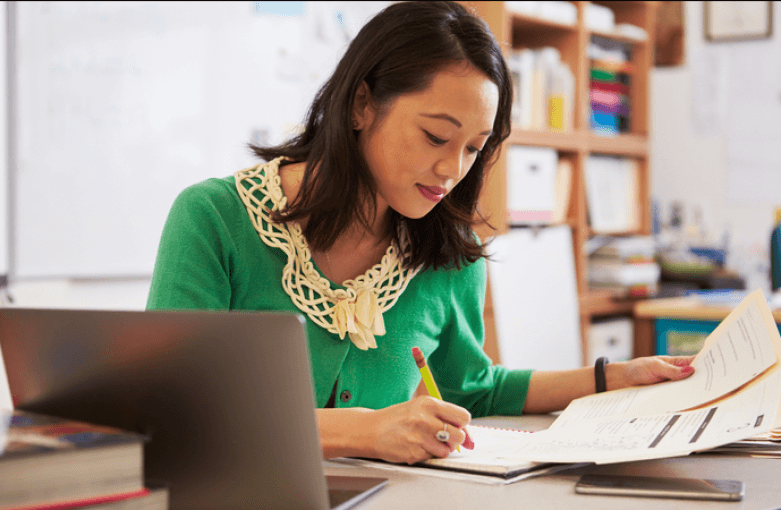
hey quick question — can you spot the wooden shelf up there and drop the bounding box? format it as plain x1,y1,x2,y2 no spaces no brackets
507,130,649,156
580,290,639,316
470,1,658,366
588,227,649,238
635,296,781,323
507,129,583,151
585,133,648,156
508,219,578,230
588,30,651,47
510,12,578,35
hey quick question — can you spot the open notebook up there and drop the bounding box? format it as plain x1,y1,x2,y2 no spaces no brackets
417,425,550,478
337,424,582,485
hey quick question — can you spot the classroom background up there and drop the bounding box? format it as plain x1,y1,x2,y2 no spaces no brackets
1,1,780,369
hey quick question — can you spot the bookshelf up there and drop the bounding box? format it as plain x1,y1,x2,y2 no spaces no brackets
468,1,657,366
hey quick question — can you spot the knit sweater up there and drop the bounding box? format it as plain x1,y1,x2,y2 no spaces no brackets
147,164,532,416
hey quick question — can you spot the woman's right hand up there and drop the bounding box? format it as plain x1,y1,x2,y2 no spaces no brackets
365,396,473,464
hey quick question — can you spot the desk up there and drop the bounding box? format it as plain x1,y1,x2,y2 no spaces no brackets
634,295,781,357
325,415,781,510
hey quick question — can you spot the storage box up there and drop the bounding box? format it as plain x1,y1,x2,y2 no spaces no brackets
506,146,558,225
588,317,633,365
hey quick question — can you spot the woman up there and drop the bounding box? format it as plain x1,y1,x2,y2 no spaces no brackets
147,1,694,465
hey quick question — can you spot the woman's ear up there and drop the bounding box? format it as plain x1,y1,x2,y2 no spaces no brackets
351,81,376,131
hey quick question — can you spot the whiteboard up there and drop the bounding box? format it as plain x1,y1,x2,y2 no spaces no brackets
487,226,582,371
12,1,387,278
0,2,8,277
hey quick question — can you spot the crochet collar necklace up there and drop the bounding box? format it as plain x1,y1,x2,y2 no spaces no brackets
235,157,420,350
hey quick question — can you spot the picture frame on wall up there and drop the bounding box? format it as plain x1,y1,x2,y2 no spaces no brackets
704,1,773,42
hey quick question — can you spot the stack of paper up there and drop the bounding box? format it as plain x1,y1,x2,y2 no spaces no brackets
590,235,656,260
511,290,781,464
703,429,781,457
588,235,659,297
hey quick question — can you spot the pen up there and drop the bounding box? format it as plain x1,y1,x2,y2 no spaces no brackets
411,346,472,451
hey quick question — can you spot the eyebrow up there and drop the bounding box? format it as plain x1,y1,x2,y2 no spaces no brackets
420,113,493,136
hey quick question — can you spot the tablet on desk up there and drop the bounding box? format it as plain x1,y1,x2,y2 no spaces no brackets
575,474,744,501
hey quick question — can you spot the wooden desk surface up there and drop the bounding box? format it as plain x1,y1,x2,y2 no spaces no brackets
635,296,781,323
325,415,781,510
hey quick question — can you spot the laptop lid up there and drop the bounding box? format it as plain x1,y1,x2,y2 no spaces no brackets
0,308,385,510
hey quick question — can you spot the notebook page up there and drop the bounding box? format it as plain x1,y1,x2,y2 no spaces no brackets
422,425,540,471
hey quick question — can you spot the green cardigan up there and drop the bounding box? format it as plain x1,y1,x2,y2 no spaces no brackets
147,173,532,416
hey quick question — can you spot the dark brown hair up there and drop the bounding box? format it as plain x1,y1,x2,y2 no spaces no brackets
250,1,512,270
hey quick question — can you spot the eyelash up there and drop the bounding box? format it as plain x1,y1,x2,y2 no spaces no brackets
424,131,481,155
425,131,447,146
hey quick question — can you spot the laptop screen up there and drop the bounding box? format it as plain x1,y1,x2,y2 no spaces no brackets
0,308,333,509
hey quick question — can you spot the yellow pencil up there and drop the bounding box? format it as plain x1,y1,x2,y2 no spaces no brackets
411,346,460,451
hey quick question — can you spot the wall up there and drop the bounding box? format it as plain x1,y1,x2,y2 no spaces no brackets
650,1,781,293
6,278,151,310
2,1,387,311
5,1,780,309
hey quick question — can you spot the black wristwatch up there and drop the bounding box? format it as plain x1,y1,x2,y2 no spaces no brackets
595,357,609,393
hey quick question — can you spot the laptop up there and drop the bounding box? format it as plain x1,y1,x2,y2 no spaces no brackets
0,308,387,510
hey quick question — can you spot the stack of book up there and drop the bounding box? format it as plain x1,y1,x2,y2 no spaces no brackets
588,236,660,297
0,409,168,510
588,36,631,136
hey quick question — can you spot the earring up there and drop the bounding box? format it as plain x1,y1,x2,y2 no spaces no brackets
352,120,360,130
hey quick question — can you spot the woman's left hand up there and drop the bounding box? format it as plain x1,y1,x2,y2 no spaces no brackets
608,355,696,391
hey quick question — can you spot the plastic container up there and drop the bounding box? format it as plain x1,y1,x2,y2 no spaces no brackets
548,61,574,132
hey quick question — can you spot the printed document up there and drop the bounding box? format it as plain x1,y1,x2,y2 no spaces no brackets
516,289,781,464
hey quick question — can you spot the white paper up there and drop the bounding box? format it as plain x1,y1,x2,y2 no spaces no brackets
550,289,780,429
328,456,581,486
424,425,536,470
502,290,781,464
516,370,781,464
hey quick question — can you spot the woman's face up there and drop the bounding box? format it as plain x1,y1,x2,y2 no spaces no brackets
355,63,499,220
